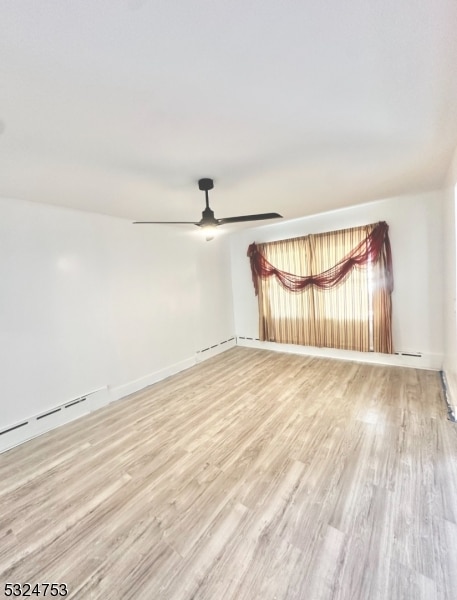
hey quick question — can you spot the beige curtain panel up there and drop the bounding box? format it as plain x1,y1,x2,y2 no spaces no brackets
249,222,393,353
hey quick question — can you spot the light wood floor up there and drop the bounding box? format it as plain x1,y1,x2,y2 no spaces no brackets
1,347,457,600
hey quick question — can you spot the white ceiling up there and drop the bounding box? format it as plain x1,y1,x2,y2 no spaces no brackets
1,1,457,227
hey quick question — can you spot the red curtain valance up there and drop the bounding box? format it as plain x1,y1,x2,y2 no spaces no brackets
247,221,393,296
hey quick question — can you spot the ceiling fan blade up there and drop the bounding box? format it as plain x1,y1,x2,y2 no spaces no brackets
133,221,199,225
217,212,282,224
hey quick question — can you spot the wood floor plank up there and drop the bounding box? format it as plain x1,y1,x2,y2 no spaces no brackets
1,346,456,599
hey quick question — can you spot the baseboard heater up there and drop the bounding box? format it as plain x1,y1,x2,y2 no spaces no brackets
0,387,106,453
0,395,88,437
196,337,235,355
0,420,29,436
238,339,423,358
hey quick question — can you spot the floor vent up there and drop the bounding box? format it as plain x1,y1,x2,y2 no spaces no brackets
394,351,422,358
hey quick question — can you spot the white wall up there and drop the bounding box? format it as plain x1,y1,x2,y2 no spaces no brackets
230,191,444,370
0,197,235,446
443,149,457,415
194,234,235,355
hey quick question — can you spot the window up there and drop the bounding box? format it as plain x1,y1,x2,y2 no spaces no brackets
248,222,393,353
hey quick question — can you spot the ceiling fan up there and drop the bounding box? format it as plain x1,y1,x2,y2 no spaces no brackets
133,178,283,240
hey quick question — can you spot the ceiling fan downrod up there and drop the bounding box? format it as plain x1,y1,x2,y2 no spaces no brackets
198,178,217,229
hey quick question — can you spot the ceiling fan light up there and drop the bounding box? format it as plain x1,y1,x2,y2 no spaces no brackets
202,224,217,242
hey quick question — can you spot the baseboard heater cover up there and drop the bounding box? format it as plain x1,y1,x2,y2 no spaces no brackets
64,397,87,408
239,338,423,357
238,338,422,351
0,389,103,453
0,421,29,436
0,394,91,436
32,395,88,422
197,337,235,354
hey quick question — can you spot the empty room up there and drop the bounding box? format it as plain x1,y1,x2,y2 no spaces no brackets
1,2,457,599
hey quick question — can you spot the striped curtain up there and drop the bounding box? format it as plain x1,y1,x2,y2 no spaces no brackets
254,223,393,353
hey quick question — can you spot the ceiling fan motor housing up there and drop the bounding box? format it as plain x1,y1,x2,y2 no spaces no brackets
201,206,217,225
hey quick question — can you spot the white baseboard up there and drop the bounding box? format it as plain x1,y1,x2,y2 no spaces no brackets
110,357,196,402
236,337,443,371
